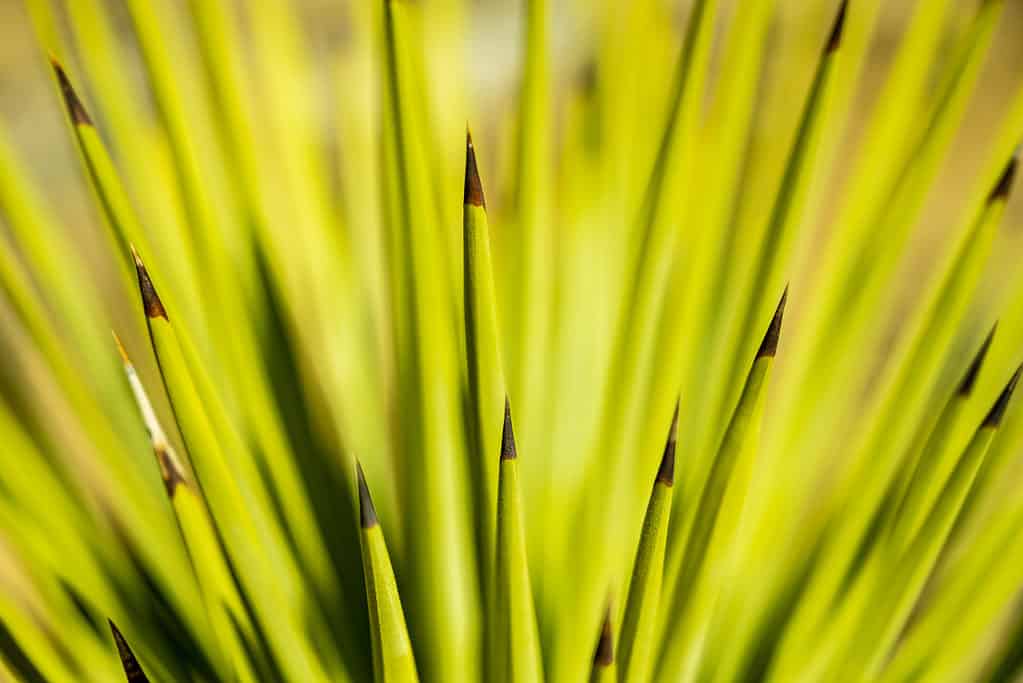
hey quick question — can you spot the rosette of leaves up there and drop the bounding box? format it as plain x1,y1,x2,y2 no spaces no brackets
0,1,1022,682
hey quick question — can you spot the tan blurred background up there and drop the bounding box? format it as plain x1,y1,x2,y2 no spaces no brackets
0,0,1021,307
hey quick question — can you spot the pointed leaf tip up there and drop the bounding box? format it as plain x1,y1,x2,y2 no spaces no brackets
958,324,997,396
49,57,93,126
464,130,486,208
983,364,1022,428
757,286,788,358
501,396,517,460
108,621,149,682
988,152,1019,204
825,0,849,54
356,461,378,528
131,247,168,321
656,399,679,485
154,444,187,497
593,606,615,667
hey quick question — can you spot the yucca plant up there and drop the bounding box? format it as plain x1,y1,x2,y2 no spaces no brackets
1,0,1023,680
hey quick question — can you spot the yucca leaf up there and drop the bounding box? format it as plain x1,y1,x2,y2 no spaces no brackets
380,1,479,679
508,0,553,469
842,363,1023,680
46,59,155,300
55,0,208,335
886,322,999,547
657,289,786,681
114,330,265,682
129,247,331,682
617,402,677,683
769,144,1018,683
358,463,419,683
493,399,543,683
702,0,847,451
463,131,507,679
463,130,505,585
560,3,721,677
801,359,1019,679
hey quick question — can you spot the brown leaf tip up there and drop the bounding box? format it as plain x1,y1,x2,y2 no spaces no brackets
501,396,517,460
957,323,997,396
131,246,168,321
592,606,615,668
656,399,680,485
825,0,849,54
983,363,1022,428
108,620,150,682
988,151,1019,204
464,130,486,209
49,57,93,126
154,445,186,497
757,286,789,358
356,461,378,529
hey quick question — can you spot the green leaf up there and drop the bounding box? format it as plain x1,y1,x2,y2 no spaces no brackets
358,463,420,683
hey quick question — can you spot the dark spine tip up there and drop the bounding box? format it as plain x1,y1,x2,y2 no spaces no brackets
131,247,168,321
983,364,1022,428
578,59,598,96
593,606,615,667
154,446,186,497
656,399,679,485
108,621,150,682
757,286,789,359
988,153,1019,204
501,396,517,460
958,323,997,396
464,130,486,209
825,0,849,54
49,57,93,126
356,461,378,529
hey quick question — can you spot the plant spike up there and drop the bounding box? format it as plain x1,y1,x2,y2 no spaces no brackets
657,288,786,680
494,398,544,683
667,14,850,636
357,462,419,683
130,246,329,683
509,0,554,470
886,322,998,548
589,605,615,683
842,362,1023,679
46,58,158,299
772,120,1019,670
704,0,846,456
617,401,678,683
463,129,505,642
108,621,150,682
556,1,719,677
114,331,264,682
380,4,479,678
